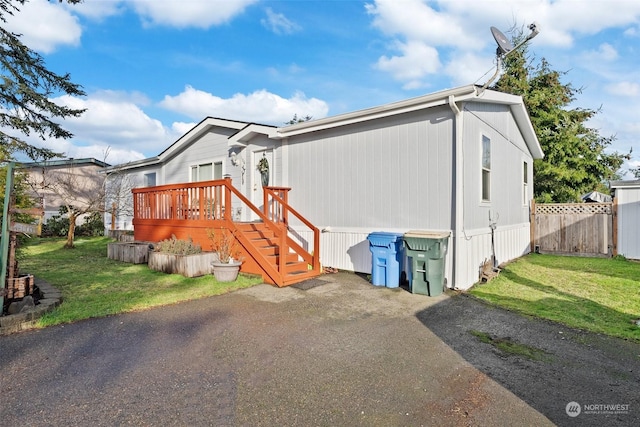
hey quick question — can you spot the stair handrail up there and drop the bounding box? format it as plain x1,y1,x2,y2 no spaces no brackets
263,188,320,273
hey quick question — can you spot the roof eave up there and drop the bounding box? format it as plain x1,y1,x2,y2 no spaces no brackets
275,85,479,138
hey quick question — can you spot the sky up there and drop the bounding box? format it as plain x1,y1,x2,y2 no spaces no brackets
4,0,640,175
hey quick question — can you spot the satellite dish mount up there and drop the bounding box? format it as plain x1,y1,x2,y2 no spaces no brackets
482,22,539,89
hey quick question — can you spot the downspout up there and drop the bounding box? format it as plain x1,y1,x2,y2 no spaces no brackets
448,95,464,289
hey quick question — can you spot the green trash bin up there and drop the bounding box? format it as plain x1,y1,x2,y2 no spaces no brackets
403,230,450,296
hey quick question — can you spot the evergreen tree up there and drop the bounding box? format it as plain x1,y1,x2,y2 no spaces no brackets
492,42,629,202
1,0,85,162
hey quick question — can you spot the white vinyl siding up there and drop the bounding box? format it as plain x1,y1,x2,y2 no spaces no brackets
613,184,640,259
284,107,454,230
163,128,235,185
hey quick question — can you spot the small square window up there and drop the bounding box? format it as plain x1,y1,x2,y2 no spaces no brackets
144,172,156,187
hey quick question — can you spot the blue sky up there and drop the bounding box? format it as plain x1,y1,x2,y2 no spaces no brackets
5,0,640,175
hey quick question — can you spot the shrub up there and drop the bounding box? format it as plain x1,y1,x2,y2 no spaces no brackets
76,211,104,237
206,227,241,263
154,235,202,255
41,210,69,237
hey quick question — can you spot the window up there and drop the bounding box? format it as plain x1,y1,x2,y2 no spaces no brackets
191,161,223,182
481,135,491,202
144,172,156,187
523,161,529,205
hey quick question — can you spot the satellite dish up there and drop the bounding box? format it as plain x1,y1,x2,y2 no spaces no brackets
481,22,540,89
490,26,514,56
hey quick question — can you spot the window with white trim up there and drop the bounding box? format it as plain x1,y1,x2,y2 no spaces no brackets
144,172,156,187
481,135,491,202
523,161,529,205
191,161,223,182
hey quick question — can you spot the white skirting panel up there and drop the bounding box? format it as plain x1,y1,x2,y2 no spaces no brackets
454,223,531,290
292,227,454,288
291,229,373,272
291,223,530,291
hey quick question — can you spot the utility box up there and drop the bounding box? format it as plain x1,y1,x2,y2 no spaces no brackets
403,231,450,296
367,232,404,288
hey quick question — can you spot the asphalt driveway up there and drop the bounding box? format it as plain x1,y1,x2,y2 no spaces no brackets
0,272,637,426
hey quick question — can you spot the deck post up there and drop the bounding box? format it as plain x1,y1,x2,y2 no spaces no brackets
224,177,232,221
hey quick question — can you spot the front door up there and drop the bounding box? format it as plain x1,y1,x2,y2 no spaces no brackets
252,149,274,219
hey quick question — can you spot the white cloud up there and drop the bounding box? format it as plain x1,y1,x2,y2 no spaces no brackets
261,7,301,35
606,81,640,97
366,0,640,88
445,52,496,87
65,0,125,21
583,43,619,62
31,92,185,164
159,86,330,125
127,0,258,29
375,41,441,89
366,0,480,50
3,0,81,54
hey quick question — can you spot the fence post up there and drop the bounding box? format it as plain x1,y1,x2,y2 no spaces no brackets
612,196,618,256
530,199,536,253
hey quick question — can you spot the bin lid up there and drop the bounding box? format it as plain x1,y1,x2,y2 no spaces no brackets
404,230,451,239
368,231,404,239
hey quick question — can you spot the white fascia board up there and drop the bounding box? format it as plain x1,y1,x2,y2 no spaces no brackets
510,104,544,159
159,117,249,160
104,156,160,173
610,179,640,189
228,123,279,147
275,85,479,138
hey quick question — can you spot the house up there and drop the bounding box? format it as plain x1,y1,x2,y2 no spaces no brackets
107,84,543,289
610,179,640,260
21,158,110,223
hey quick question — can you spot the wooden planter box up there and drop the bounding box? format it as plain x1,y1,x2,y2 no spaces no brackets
108,242,151,264
148,251,219,278
6,274,34,299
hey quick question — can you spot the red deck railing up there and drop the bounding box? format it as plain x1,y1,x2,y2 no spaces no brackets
132,178,320,286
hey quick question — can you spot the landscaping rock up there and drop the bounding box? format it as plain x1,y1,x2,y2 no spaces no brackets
8,296,35,315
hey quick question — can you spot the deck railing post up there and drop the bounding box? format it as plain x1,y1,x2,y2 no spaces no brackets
279,223,287,274
281,189,289,225
224,177,232,221
263,188,269,220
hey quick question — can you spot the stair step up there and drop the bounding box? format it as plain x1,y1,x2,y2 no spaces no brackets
235,221,320,287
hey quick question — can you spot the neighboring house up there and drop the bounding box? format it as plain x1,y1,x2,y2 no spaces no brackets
108,85,543,290
610,179,640,260
22,158,110,223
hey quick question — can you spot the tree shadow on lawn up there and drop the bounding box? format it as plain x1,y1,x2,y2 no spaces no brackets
416,292,640,426
474,270,640,340
524,253,640,282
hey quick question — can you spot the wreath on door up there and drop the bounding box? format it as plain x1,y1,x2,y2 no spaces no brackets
257,156,269,186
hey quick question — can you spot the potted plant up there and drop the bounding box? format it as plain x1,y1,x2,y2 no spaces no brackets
207,227,243,282
257,155,269,187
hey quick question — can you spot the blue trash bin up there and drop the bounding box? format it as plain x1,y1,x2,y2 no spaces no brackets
367,232,404,288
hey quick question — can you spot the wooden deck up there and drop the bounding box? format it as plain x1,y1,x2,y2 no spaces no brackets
132,178,321,286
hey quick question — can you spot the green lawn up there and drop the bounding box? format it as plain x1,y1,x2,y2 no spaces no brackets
469,254,640,342
17,237,262,327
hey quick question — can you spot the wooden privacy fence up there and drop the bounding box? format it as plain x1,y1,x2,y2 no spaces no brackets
530,200,615,257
